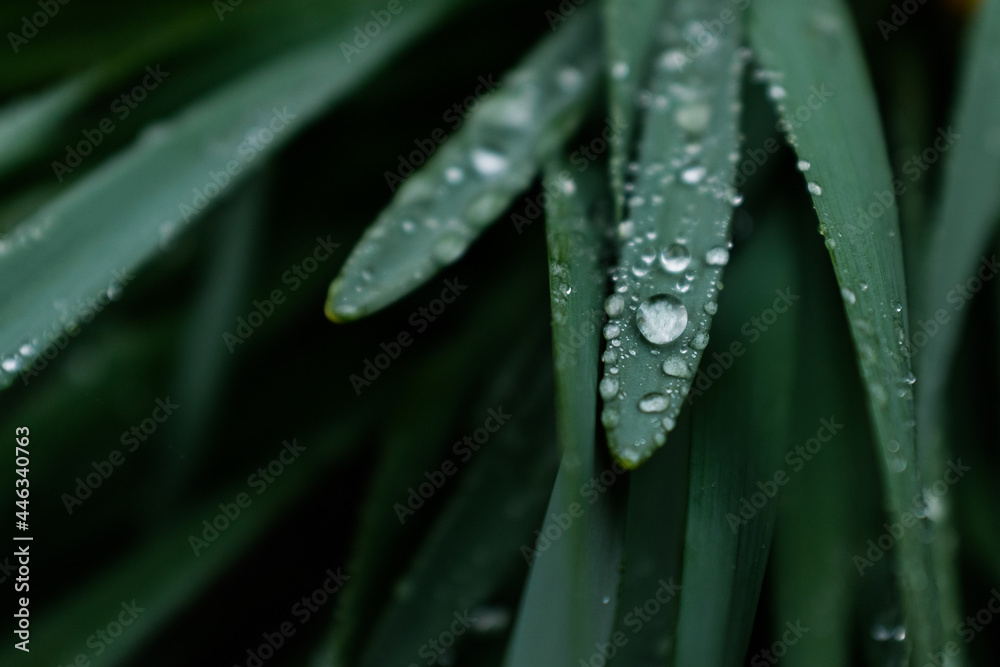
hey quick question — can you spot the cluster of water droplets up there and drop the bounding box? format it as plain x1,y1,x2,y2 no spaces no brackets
598,21,743,466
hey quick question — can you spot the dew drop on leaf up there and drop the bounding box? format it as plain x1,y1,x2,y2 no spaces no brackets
636,294,688,344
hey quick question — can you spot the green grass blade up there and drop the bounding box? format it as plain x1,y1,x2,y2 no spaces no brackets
324,5,602,321
356,340,559,667
602,0,664,217
672,205,799,667
503,158,625,665
747,0,951,657
914,2,1000,634
598,0,744,468
0,0,469,392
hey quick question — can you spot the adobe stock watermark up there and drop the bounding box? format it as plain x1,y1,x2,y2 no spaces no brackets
51,65,170,182
178,106,297,223
521,460,629,566
232,567,349,667
847,127,960,234
394,407,511,523
223,236,341,352
748,620,810,666
384,74,500,192
685,287,800,403
7,0,71,53
53,600,146,665
853,459,971,576
726,416,843,533
61,397,179,514
16,266,136,387
349,277,468,395
511,117,627,234
340,0,412,62
188,438,305,556
578,578,681,667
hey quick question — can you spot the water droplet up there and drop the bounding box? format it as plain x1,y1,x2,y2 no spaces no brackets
859,281,868,292
659,49,688,71
662,416,676,430
768,84,787,100
676,103,711,134
604,323,621,340
601,595,611,604
557,66,583,92
660,244,691,273
796,159,811,172
470,148,508,177
1,356,21,372
605,294,625,317
887,439,900,452
705,246,730,266
807,181,823,195
611,61,629,79
600,377,620,400
691,332,709,349
890,457,907,472
444,166,464,183
433,235,467,263
638,392,669,413
704,302,718,315
636,295,688,344
602,407,620,428
663,356,692,378
841,287,856,305
401,219,416,233
681,165,707,184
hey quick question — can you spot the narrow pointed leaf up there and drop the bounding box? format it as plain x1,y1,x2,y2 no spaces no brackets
747,0,951,656
0,0,471,392
599,0,744,468
325,5,602,321
503,159,625,665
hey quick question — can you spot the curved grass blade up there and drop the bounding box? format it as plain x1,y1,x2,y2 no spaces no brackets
503,158,625,666
598,0,744,468
0,0,472,392
914,1,1000,630
355,339,559,667
602,0,666,218
672,205,799,667
324,4,602,322
747,0,953,657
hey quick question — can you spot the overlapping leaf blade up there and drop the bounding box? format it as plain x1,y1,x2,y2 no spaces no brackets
325,5,603,321
503,158,625,666
0,0,471,391
598,0,744,468
747,0,953,656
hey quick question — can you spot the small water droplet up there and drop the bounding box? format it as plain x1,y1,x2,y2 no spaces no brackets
680,165,707,185
470,148,508,177
557,66,583,92
401,219,416,233
444,166,464,183
768,84,787,100
705,246,729,266
704,302,718,315
691,332,709,350
611,61,629,79
638,392,669,413
602,407,620,428
433,235,467,263
600,377,620,400
676,103,711,134
636,294,688,344
796,159,811,172
601,595,611,604
841,287,856,305
604,323,621,340
807,181,823,195
603,349,617,364
660,244,691,273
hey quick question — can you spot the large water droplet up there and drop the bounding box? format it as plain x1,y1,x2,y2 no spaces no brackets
599,377,620,400
636,295,688,344
638,392,669,413
605,294,625,317
705,246,729,266
663,356,692,378
660,244,691,273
